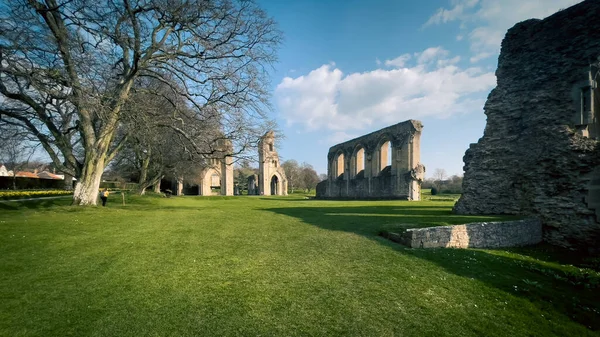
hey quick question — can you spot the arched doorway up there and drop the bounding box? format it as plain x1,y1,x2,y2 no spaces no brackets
270,175,279,195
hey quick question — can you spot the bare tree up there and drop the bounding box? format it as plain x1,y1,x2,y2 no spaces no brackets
432,168,447,191
281,159,300,193
0,0,281,205
0,125,39,190
113,76,222,195
298,162,319,192
233,159,256,193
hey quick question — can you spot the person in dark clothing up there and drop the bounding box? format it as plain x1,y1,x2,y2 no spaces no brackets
100,188,109,206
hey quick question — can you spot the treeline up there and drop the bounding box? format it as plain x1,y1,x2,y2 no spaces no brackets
232,159,321,194
422,174,463,194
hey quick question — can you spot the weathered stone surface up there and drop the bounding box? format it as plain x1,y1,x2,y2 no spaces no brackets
454,0,600,251
258,131,288,196
395,219,542,249
198,139,234,196
316,120,424,200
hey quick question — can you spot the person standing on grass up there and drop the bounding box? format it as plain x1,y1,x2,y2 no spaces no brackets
100,188,109,207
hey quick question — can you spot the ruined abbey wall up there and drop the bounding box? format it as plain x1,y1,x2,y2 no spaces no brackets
258,131,288,196
197,139,234,196
454,0,600,250
197,157,234,196
316,120,424,200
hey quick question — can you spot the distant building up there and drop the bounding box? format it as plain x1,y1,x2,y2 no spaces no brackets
0,165,13,177
37,171,63,180
15,171,39,178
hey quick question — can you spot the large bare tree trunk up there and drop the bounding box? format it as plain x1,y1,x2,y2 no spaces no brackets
138,171,163,196
137,155,151,195
177,177,184,196
153,178,162,193
63,173,73,190
72,153,106,205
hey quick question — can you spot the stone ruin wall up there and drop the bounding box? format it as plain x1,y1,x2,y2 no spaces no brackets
386,219,542,249
193,131,289,196
454,0,600,250
193,138,234,196
197,156,234,196
258,131,288,196
316,120,424,200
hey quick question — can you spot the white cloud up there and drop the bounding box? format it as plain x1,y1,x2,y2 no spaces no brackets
424,0,480,26
438,55,461,67
275,47,496,132
426,0,582,62
384,47,453,68
384,54,411,68
416,47,449,65
469,52,492,63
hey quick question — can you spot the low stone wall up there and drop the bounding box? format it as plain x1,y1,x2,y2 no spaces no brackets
389,219,542,249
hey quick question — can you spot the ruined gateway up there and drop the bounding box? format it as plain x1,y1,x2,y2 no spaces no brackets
195,131,288,196
454,0,600,250
316,120,424,200
257,131,288,196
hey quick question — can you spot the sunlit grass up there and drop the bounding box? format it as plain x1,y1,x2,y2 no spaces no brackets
0,195,597,336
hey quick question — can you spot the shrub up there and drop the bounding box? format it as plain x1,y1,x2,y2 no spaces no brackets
430,187,438,195
0,190,73,200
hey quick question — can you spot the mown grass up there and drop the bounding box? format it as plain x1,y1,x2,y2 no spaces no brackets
0,195,598,336
421,189,461,202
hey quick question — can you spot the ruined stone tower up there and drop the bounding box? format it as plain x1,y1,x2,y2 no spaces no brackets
258,131,288,196
197,139,234,196
454,0,600,250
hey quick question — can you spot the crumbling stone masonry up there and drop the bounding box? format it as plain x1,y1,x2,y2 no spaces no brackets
197,139,234,196
258,131,288,196
197,157,234,196
316,120,425,200
454,0,600,250
386,219,542,249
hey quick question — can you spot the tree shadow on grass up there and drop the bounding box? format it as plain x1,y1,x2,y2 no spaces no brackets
258,196,314,201
264,205,519,234
265,205,600,331
0,198,71,211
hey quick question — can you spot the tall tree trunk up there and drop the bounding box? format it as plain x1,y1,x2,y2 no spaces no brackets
72,153,106,205
63,173,73,190
137,154,151,195
177,177,184,196
138,171,163,196
153,178,162,193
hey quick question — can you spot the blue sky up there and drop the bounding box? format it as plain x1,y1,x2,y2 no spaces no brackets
257,0,582,177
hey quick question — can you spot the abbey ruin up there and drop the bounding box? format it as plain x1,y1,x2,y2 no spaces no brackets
316,120,424,200
192,131,287,196
257,131,288,195
454,0,600,250
197,156,234,196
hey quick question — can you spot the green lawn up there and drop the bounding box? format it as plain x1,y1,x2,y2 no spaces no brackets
0,195,598,336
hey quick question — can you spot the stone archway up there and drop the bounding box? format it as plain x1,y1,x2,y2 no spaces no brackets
199,167,221,196
270,175,279,195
